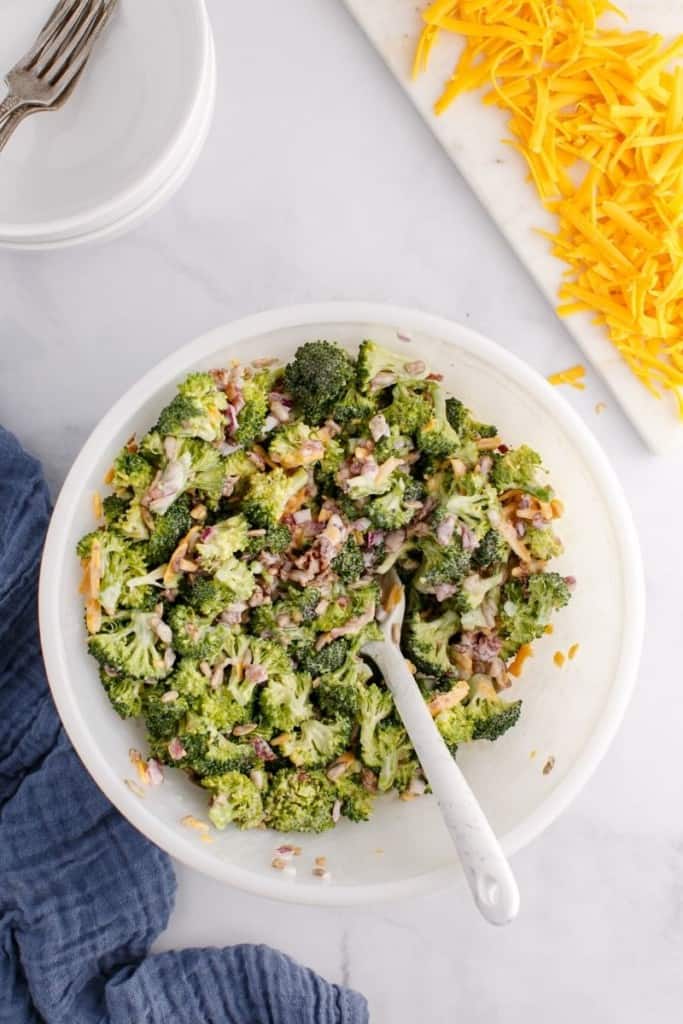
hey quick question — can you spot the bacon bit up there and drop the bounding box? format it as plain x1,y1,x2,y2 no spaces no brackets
190,504,208,521
542,756,556,776
361,767,378,792
312,866,332,881
251,736,277,761
427,682,469,716
550,499,565,519
568,643,580,660
103,466,115,485
92,491,103,520
509,643,534,678
595,402,607,416
181,815,210,833
475,435,503,451
275,844,302,859
125,434,138,453
548,365,586,390
426,371,443,382
544,623,554,635
553,651,566,668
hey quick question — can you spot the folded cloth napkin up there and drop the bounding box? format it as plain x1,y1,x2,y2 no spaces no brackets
0,426,368,1024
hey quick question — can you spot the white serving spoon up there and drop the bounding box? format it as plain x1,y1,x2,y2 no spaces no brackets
362,570,520,925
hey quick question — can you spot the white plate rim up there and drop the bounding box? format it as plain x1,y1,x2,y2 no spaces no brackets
0,0,211,243
38,302,645,906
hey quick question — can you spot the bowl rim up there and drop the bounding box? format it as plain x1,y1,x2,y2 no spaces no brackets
39,302,645,906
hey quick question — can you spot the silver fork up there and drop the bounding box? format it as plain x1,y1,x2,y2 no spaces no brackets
0,0,118,151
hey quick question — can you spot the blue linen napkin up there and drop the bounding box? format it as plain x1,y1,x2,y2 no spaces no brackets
0,426,368,1024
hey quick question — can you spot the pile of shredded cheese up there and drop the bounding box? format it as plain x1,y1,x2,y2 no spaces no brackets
414,0,683,414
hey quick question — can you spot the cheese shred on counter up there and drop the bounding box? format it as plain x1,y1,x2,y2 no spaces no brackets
414,0,683,415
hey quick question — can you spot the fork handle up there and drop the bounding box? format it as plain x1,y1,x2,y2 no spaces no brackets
0,106,31,154
0,95,24,130
364,640,520,926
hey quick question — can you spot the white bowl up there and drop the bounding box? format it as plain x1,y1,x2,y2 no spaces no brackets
0,0,213,246
39,303,645,905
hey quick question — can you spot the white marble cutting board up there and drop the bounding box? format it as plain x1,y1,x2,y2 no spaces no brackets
341,0,683,454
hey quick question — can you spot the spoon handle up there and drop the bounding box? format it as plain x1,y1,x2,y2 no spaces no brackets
365,641,520,925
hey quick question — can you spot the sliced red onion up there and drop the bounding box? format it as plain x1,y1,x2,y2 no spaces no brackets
224,404,238,436
436,515,456,547
369,413,390,442
147,759,164,785
245,664,268,684
396,329,412,342
168,737,186,761
251,736,277,762
232,391,245,415
498,444,509,454
248,451,266,471
479,455,493,477
367,529,385,548
564,576,577,589
460,525,478,551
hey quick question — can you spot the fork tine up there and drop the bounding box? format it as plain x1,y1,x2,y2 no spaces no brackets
32,0,95,77
52,0,117,91
16,0,81,70
44,0,104,83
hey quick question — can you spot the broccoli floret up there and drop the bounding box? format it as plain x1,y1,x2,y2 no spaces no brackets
196,515,249,569
416,383,461,458
373,427,416,464
499,572,572,659
76,530,151,615
440,482,500,541
412,536,470,595
403,607,460,679
367,475,419,530
331,538,364,582
244,522,292,557
335,774,375,822
88,611,171,680
332,384,379,426
248,605,316,655
102,494,130,528
459,570,505,632
467,675,522,742
214,558,257,603
384,382,433,434
185,577,236,619
445,397,497,441
316,654,373,718
373,724,415,792
223,450,261,489
202,772,264,830
143,690,190,745
356,340,429,393
345,456,404,500
182,731,258,777
100,671,144,718
233,369,278,447
279,717,352,768
357,683,394,768
170,657,210,700
144,438,228,515
145,496,192,566
525,525,563,561
220,633,263,709
434,702,474,754
111,450,155,495
314,582,378,633
268,422,326,469
195,687,247,734
283,341,355,424
156,374,228,443
471,529,510,574
167,605,229,660
242,467,309,527
259,672,313,732
264,769,337,833
490,445,552,500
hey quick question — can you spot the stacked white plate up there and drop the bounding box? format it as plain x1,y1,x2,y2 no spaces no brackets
0,0,215,250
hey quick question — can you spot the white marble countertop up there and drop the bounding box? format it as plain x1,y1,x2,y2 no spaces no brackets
1,1,681,1020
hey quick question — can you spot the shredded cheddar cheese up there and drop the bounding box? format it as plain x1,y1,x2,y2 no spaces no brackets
509,642,534,677
414,1,683,415
553,650,567,667
548,364,587,389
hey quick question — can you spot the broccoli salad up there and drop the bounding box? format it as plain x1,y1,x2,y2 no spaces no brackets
77,339,573,834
